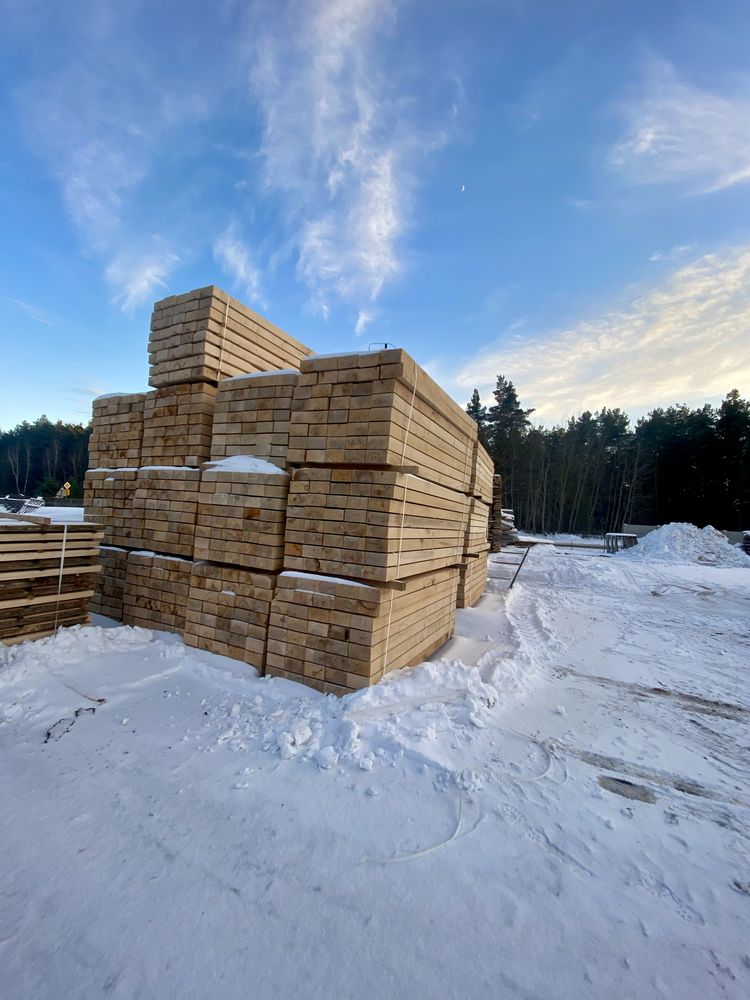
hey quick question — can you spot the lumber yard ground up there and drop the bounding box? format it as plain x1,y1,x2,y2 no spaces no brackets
1,533,749,999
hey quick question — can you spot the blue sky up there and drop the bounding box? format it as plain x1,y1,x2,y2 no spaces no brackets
2,0,749,428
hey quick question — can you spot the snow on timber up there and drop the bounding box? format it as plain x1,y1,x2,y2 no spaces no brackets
2,542,750,998
201,455,288,475
624,521,750,567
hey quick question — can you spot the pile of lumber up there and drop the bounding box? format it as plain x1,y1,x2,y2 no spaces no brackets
184,561,276,663
132,468,201,558
122,552,192,632
267,347,492,694
500,508,519,546
84,285,495,695
88,393,145,468
457,549,489,609
489,474,503,553
266,567,458,694
84,468,140,548
463,497,491,554
287,349,477,494
148,286,312,387
469,440,494,504
0,514,103,644
89,545,128,620
210,371,299,467
194,457,290,571
284,468,468,583
141,384,217,467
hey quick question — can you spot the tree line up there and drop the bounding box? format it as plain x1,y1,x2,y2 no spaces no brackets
0,417,90,499
467,380,750,535
3,386,749,531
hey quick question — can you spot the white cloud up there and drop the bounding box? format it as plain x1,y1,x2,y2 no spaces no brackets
105,249,181,313
247,0,446,317
14,16,213,302
213,220,264,306
449,246,750,423
354,308,376,337
610,58,750,193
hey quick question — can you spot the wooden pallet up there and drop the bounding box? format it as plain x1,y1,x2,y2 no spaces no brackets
210,370,299,466
122,551,192,632
89,545,129,621
148,286,312,388
141,383,218,467
183,561,277,669
132,467,202,559
265,566,458,695
0,515,103,643
83,468,141,548
194,459,290,571
284,467,469,583
457,546,489,609
287,349,479,494
88,392,145,469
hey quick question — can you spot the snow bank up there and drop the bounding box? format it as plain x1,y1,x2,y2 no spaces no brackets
623,521,750,567
0,624,152,685
192,584,543,777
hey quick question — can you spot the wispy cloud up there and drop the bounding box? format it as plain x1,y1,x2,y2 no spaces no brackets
5,297,53,325
448,246,750,422
213,220,264,306
18,66,152,254
610,58,750,193
14,13,212,311
649,243,695,262
247,0,449,318
354,308,376,337
105,248,181,312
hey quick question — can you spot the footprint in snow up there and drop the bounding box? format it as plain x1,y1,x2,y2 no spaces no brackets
624,867,705,925
44,718,75,743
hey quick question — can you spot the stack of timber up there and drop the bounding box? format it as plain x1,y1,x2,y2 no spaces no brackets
284,468,468,583
194,457,290,572
88,393,145,469
268,348,481,694
463,496,491,554
266,567,458,694
148,286,312,388
489,474,503,553
183,561,276,667
89,545,128,620
469,439,494,504
457,550,489,609
132,468,201,558
210,371,299,467
287,349,477,494
0,514,103,644
141,384,217,467
500,508,519,546
456,443,492,609
83,468,141,549
122,551,191,632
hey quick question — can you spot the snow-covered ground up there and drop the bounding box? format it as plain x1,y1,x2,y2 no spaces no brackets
1,539,749,999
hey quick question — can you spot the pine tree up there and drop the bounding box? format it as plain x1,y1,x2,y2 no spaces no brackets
484,376,534,512
465,389,490,449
